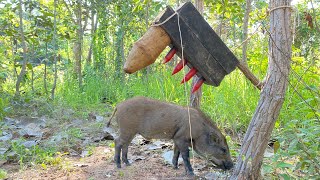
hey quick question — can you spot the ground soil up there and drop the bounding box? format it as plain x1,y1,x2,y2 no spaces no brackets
3,143,229,180
1,113,231,180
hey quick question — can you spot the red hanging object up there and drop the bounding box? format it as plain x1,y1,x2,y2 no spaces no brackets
192,77,205,93
172,59,187,75
181,67,197,83
163,48,177,64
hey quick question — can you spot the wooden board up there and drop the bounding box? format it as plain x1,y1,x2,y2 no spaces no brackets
155,2,239,86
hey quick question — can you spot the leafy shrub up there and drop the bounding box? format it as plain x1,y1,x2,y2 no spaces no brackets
0,169,7,180
8,140,56,167
264,119,320,179
0,97,8,121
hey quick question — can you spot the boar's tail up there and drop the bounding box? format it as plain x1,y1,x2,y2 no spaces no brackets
106,107,117,127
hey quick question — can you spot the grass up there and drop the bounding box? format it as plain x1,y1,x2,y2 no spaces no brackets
55,65,261,128
0,61,318,178
7,140,57,168
53,63,318,133
54,64,319,178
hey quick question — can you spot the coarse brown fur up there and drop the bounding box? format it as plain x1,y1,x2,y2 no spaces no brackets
107,96,233,175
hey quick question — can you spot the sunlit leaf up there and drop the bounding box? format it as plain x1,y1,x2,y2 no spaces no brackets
276,162,294,168
279,174,291,180
273,141,280,153
27,63,33,70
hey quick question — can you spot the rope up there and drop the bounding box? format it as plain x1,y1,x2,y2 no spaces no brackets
151,11,178,27
254,81,262,88
268,5,292,13
232,23,262,52
152,10,195,168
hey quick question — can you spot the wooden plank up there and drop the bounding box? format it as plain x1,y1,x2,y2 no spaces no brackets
156,6,226,86
177,2,239,74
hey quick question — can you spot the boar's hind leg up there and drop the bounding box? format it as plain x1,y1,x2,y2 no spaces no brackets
115,133,135,168
172,144,180,169
122,142,131,166
114,137,122,168
174,140,194,176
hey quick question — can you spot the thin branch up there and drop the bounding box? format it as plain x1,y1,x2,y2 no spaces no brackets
15,0,28,97
82,13,89,32
82,0,89,32
310,0,320,33
51,0,58,99
62,0,76,24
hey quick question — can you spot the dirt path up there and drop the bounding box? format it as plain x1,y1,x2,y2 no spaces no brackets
1,114,231,180
3,144,229,180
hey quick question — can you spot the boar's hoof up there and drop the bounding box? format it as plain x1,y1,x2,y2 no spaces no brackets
116,163,121,168
186,171,194,176
173,165,178,170
124,162,131,166
222,161,234,170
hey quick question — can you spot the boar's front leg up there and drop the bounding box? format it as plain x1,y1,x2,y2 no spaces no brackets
174,139,194,176
172,144,180,169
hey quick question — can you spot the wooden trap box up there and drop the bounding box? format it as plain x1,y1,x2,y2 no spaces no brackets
155,2,239,86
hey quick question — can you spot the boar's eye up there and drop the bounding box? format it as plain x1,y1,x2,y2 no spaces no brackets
221,147,227,154
210,134,220,144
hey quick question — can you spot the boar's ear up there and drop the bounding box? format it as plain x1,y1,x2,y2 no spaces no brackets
209,133,221,144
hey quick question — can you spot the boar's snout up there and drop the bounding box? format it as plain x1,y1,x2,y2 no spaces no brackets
221,160,233,170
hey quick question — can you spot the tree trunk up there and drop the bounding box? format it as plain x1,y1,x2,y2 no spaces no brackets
51,0,58,99
231,0,292,179
73,0,83,88
44,42,48,94
15,0,28,97
12,38,18,78
31,45,34,93
145,0,150,76
241,0,252,65
115,28,124,79
190,0,204,108
86,4,97,65
217,11,225,37
31,64,34,93
86,4,94,65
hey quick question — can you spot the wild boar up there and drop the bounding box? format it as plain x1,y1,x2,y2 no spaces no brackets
107,96,233,175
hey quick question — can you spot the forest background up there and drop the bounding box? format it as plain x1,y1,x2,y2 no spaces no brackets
0,0,319,179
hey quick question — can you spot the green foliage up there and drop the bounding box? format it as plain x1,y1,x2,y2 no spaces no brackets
0,169,7,180
66,127,83,139
8,140,56,167
0,0,319,178
263,119,320,179
0,98,8,121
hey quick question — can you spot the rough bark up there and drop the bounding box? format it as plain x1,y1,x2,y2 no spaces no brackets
190,0,204,108
15,0,28,97
241,0,252,65
231,0,292,179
